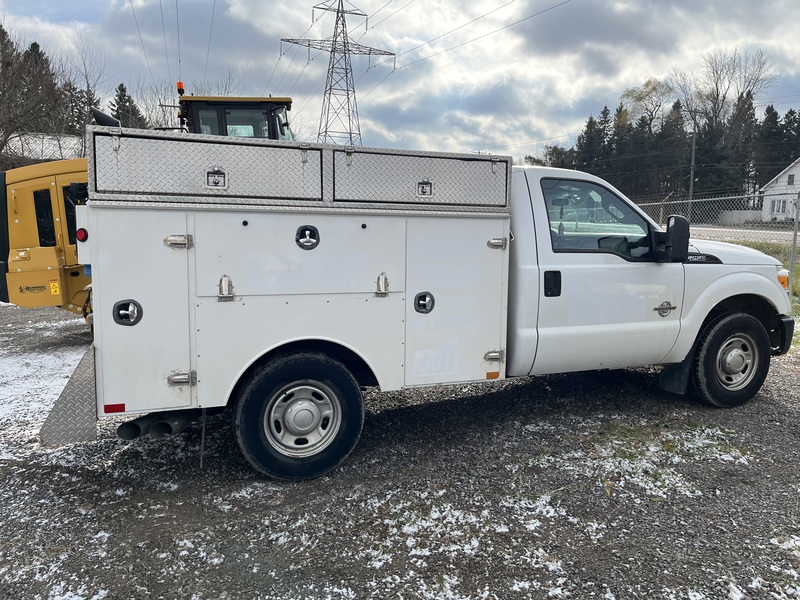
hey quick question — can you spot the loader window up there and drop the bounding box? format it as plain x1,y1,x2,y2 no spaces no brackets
198,109,221,135
33,189,56,247
225,108,269,138
62,185,85,245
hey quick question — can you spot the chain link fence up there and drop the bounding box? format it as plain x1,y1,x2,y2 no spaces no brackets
638,192,800,309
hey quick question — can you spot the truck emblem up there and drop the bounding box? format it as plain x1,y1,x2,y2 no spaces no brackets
653,301,678,318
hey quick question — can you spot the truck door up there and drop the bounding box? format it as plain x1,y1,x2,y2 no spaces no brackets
92,209,193,413
527,176,684,375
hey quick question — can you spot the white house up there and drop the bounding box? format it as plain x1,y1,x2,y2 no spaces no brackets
760,156,800,222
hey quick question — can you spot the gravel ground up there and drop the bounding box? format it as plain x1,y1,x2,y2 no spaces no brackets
1,304,799,600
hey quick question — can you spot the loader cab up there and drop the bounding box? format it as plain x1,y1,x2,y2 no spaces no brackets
1,159,91,314
178,96,294,141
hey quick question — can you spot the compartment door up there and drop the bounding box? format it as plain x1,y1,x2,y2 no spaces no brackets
93,209,193,413
405,216,509,387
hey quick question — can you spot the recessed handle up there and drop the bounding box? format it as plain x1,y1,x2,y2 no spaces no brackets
414,291,435,314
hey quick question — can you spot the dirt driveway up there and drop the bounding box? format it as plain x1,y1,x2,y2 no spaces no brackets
1,304,799,599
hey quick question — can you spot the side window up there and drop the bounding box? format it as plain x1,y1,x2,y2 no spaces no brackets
198,109,220,135
33,189,56,247
541,178,651,259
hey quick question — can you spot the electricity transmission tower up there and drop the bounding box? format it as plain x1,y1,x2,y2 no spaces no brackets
283,0,394,145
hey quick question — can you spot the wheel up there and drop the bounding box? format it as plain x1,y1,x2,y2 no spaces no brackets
233,352,364,480
690,313,771,408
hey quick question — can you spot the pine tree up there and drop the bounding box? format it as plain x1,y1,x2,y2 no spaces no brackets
726,92,758,194
782,109,800,166
754,105,784,188
607,103,633,192
109,83,149,129
657,101,689,196
575,115,605,173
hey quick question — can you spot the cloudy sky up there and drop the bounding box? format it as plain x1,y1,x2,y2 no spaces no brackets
2,0,799,159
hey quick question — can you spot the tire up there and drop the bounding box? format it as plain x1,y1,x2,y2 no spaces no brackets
233,352,364,480
690,312,771,408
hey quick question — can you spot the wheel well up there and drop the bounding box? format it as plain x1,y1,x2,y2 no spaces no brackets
702,294,783,348
227,340,379,408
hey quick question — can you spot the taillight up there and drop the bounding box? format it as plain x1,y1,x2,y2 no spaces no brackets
76,228,88,242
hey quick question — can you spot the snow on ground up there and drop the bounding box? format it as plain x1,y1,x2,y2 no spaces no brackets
2,305,800,598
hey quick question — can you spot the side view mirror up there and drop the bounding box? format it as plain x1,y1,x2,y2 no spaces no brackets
664,215,690,262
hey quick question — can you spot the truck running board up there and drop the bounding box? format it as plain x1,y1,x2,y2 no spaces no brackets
40,345,97,446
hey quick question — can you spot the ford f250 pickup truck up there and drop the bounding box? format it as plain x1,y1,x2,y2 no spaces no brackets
39,126,793,480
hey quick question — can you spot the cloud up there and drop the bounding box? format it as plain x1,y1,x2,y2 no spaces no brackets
2,0,800,158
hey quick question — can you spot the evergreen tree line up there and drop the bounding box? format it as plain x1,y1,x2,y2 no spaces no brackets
0,24,148,169
526,50,800,203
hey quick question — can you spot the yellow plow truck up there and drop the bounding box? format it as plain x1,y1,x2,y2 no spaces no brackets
1,95,294,320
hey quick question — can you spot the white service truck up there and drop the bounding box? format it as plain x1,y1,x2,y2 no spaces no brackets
45,125,794,480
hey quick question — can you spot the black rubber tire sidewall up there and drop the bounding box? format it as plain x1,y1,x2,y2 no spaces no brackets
233,352,364,480
691,312,771,408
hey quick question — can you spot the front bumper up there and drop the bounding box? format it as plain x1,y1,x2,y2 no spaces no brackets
773,315,795,356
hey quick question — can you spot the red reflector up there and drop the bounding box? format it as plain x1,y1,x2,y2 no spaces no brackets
76,228,89,242
104,403,126,414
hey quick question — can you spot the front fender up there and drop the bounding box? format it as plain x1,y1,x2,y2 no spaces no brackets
663,268,790,364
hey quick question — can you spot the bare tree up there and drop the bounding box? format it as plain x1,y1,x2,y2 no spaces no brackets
186,66,246,96
621,77,672,134
134,79,182,129
669,48,777,129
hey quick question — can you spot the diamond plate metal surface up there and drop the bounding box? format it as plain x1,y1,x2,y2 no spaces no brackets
40,346,97,446
92,131,323,202
87,127,512,212
333,149,509,207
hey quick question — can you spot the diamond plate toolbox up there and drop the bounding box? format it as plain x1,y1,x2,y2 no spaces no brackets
333,147,509,207
87,126,511,211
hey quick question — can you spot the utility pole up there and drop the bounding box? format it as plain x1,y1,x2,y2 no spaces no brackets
687,126,696,222
283,0,395,146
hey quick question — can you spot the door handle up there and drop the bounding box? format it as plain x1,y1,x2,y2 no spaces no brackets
544,271,561,297
414,292,435,314
113,299,144,326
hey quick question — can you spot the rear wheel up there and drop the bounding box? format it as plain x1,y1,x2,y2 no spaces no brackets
233,352,364,480
690,313,771,408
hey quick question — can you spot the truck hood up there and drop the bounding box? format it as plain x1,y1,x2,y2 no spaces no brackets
688,238,781,266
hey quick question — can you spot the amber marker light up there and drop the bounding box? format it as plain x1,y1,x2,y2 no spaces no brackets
778,269,790,291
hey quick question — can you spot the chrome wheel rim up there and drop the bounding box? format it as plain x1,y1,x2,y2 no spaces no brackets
714,333,758,392
263,381,342,458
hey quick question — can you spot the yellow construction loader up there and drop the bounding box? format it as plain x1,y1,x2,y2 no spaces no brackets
1,94,294,319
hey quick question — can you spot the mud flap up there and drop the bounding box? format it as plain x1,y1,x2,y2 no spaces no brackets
40,345,97,445
658,346,696,396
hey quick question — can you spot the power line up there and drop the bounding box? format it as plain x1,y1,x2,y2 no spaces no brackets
204,0,217,82
360,0,516,100
159,0,172,83
402,0,572,68
175,0,182,82
129,0,156,87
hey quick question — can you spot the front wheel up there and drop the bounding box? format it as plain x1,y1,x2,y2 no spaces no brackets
233,352,364,480
690,313,771,408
